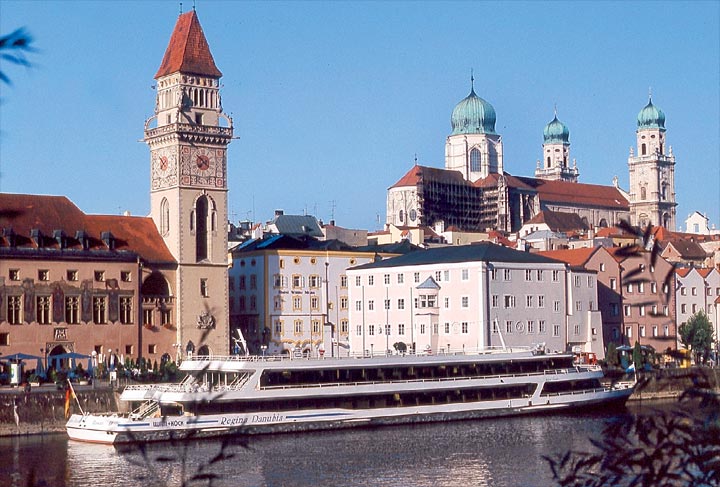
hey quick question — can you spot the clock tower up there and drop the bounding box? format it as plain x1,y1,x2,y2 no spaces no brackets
628,95,676,230
145,10,233,354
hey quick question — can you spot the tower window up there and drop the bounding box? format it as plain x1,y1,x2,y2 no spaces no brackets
196,196,208,261
470,148,481,172
160,198,170,236
195,113,203,125
641,143,647,155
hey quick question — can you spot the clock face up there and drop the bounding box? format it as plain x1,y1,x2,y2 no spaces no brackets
151,148,178,189
179,146,226,188
196,154,210,171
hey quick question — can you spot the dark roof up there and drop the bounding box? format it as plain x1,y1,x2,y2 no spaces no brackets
664,239,710,260
155,10,222,79
0,193,174,263
355,239,422,255
352,242,563,270
233,235,357,253
526,210,588,233
270,215,324,237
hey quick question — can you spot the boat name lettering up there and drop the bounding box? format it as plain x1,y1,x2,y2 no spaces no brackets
220,417,248,426
251,413,284,423
152,419,185,427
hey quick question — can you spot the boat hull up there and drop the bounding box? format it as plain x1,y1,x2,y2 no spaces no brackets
66,385,633,444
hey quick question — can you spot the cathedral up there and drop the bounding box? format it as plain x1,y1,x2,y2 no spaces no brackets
386,82,677,235
0,11,233,362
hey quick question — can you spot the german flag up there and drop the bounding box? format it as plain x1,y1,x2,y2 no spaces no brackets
64,388,75,419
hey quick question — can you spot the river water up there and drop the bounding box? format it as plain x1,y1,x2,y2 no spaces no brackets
0,404,669,487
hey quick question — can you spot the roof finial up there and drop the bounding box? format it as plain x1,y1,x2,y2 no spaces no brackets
470,68,475,93
554,103,558,118
414,153,418,166
648,86,652,102
192,0,196,11
179,2,182,15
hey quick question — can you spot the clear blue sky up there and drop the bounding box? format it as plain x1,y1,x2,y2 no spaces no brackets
1,1,718,232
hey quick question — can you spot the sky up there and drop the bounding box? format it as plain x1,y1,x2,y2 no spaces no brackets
1,0,718,232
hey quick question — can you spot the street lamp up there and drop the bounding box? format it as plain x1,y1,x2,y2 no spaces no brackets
260,345,267,359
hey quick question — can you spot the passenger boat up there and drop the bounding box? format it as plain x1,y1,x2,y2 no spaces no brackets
66,347,635,444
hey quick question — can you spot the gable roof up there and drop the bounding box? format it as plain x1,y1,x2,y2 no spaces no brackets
0,193,174,263
538,247,600,267
155,10,222,79
516,177,629,210
526,210,589,233
269,215,324,237
664,239,710,260
389,165,467,189
352,242,563,270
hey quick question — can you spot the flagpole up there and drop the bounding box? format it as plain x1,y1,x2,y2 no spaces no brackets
66,379,85,415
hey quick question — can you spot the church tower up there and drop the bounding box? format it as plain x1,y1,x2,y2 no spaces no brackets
535,109,578,182
445,78,503,183
145,10,233,354
627,95,676,230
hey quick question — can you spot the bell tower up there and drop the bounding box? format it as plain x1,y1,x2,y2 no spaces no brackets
145,10,233,354
628,95,676,230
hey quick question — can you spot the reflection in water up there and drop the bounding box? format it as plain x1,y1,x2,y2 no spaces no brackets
2,411,637,487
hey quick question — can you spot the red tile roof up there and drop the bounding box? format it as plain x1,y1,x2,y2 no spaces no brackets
675,267,693,278
0,193,175,263
516,177,629,210
539,247,599,267
155,11,222,79
389,165,467,189
526,210,588,233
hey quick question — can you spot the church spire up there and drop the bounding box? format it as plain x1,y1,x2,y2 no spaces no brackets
155,10,222,79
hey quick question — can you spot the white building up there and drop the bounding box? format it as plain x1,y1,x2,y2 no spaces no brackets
675,267,720,350
346,243,602,356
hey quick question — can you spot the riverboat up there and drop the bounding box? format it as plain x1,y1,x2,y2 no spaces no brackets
66,347,635,444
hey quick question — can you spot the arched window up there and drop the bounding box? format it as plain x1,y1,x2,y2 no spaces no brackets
641,143,647,156
470,148,481,172
661,184,667,200
598,218,608,228
546,156,551,167
196,196,208,261
160,198,170,236
399,210,404,223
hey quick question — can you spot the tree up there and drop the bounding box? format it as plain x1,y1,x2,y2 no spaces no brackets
679,310,714,365
605,342,619,367
632,341,643,369
0,28,35,85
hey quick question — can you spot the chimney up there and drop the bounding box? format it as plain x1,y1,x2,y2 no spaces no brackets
274,209,284,218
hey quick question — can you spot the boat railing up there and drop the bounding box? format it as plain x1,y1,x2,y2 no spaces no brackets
129,400,160,420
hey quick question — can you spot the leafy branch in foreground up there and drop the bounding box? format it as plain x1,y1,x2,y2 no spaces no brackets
0,27,35,85
545,388,720,487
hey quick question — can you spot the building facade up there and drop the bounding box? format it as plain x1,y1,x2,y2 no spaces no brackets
346,243,602,356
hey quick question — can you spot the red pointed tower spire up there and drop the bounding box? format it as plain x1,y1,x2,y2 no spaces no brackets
155,10,222,79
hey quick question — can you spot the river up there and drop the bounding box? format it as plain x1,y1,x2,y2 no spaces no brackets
0,403,673,487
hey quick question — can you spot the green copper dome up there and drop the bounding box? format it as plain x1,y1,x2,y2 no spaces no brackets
451,87,497,135
543,114,569,144
637,97,665,130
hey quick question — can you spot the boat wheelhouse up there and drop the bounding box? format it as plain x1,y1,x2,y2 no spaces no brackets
66,348,635,444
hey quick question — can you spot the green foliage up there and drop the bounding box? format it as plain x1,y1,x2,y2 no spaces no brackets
605,342,619,367
393,342,407,353
633,341,643,369
0,28,35,85
679,310,714,364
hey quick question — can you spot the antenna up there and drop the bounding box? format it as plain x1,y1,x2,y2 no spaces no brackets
329,200,336,222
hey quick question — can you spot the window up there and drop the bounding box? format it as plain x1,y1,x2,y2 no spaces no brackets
65,296,79,324
369,325,376,336
311,296,320,310
625,326,633,338
553,301,561,312
340,319,349,334
663,324,669,336
536,270,543,281
575,301,582,312
691,287,697,296
274,296,283,311
491,295,499,308
538,296,545,308
652,282,658,293
525,270,533,281
506,321,513,334
8,296,22,324
120,297,133,324
398,323,405,335
435,271,442,281
462,269,469,281
462,322,468,334
94,270,105,282
355,276,361,287
293,296,302,311
273,274,284,288
599,263,605,272
504,269,512,281
250,275,257,290
589,300,594,311
490,269,498,280
384,299,390,310
443,322,450,334
161,310,171,327
444,270,450,282
93,297,107,324
663,306,669,316
492,321,499,334
200,279,209,297
292,275,303,288
539,321,546,334
368,300,375,311
587,276,594,288
504,295,516,308
309,275,320,288
553,324,561,337
386,324,391,335
397,298,405,310
240,276,247,290
121,271,132,282
356,325,362,336
461,296,469,308
294,320,303,335
470,147,481,172
9,269,19,281
274,320,283,335
638,282,644,293
624,305,631,317
652,325,658,337
626,283,633,293
250,296,257,311
36,296,51,324
610,303,619,316
552,270,560,282
574,324,580,335
143,308,154,327
312,320,321,334
574,276,581,287
610,278,617,290
340,275,348,288
397,274,404,284
355,301,362,311
419,324,425,334
526,295,534,308
38,269,49,281
414,272,420,283
67,270,78,281
340,297,348,310
527,321,535,333
368,276,374,286
640,325,646,337
239,296,246,311
384,274,390,285
148,344,157,355
640,306,646,316
680,304,687,314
